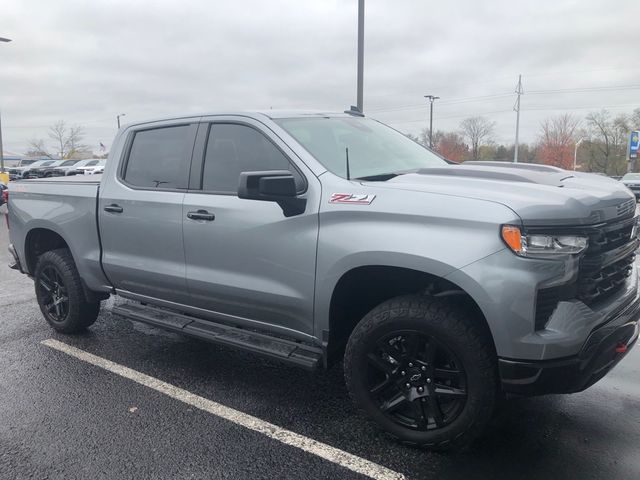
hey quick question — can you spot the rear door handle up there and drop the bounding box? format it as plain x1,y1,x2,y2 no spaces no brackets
104,204,123,213
187,209,215,221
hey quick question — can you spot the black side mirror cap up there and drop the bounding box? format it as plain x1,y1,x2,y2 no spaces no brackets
238,170,306,217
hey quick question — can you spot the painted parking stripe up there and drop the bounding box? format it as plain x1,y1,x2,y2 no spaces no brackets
41,339,405,480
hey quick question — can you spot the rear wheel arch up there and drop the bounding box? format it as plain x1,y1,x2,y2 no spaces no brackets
24,228,70,274
24,227,107,303
326,265,496,366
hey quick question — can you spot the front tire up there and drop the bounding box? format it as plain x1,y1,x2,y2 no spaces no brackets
344,295,497,450
34,248,101,333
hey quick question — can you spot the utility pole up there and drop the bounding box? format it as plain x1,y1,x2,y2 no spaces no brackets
424,95,440,148
356,0,364,113
513,74,523,163
117,113,126,129
0,36,12,174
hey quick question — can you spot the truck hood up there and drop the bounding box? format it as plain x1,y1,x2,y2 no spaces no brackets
371,162,636,226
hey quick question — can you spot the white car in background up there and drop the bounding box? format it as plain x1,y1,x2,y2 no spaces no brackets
76,160,106,175
51,159,100,176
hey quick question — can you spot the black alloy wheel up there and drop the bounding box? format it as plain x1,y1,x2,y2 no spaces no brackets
34,248,101,333
344,295,497,450
36,265,70,324
366,331,467,431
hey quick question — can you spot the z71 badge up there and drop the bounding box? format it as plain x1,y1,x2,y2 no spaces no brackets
329,193,376,205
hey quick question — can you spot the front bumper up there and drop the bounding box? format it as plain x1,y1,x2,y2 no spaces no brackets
499,289,640,396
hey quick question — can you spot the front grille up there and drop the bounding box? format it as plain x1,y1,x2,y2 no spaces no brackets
577,217,638,305
533,212,639,330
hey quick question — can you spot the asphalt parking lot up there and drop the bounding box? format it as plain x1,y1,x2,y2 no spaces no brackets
1,205,639,480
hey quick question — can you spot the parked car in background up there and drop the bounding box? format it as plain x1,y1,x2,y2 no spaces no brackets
27,160,65,178
38,159,82,177
7,159,38,180
75,159,106,175
51,159,101,177
14,160,59,179
621,173,640,200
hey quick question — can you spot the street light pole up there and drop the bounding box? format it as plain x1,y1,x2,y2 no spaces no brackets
0,37,12,174
117,113,126,129
356,0,364,113
574,137,586,171
424,95,440,148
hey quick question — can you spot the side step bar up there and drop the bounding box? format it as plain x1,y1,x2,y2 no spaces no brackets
112,303,323,370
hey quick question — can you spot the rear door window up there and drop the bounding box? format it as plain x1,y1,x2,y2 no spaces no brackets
123,125,193,189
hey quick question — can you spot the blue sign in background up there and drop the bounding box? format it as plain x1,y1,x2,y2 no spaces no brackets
631,131,640,158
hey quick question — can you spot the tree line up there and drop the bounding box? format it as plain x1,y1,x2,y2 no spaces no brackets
407,108,640,175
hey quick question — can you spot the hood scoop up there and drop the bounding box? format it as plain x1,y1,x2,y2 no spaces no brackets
416,163,574,187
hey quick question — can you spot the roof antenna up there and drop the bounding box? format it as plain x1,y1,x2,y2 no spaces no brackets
345,147,351,180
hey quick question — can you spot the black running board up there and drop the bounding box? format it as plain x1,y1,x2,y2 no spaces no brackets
112,303,323,370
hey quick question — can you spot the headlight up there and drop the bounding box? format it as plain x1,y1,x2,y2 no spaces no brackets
501,225,588,257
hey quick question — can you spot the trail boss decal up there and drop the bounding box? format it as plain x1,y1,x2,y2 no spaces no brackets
329,193,376,205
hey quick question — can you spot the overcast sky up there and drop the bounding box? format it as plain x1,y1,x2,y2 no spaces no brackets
1,0,639,155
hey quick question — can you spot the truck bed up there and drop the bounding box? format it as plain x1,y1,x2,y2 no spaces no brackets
8,175,109,291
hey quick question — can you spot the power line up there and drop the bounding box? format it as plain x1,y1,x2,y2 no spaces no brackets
369,84,640,115
528,84,640,95
523,102,639,111
387,109,514,125
383,102,639,126
368,92,512,113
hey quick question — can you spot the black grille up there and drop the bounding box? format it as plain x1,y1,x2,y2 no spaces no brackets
577,216,638,305
533,213,639,330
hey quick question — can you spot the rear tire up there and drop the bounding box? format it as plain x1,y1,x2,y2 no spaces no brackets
34,248,101,333
344,295,497,451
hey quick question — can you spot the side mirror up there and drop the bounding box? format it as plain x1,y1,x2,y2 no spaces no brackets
238,170,306,217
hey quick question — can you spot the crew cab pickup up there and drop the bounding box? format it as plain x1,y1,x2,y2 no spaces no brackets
7,111,640,449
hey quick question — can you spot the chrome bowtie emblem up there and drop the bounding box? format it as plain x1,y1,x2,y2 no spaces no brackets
410,374,422,382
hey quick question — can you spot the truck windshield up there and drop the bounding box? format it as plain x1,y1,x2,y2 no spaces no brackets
275,117,447,179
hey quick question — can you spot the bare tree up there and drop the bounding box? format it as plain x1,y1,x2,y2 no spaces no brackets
585,110,628,174
25,138,53,158
459,116,495,160
28,120,88,159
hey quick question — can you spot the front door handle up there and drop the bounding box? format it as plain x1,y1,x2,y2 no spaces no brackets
187,209,215,221
104,204,123,213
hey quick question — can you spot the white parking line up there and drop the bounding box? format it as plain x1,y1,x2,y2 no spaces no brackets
41,339,405,480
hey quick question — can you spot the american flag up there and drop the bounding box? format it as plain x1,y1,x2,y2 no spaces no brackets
99,142,106,152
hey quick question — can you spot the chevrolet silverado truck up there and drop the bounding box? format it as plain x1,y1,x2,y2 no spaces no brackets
6,111,640,449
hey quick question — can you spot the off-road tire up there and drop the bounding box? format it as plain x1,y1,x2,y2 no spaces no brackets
344,294,497,451
34,248,101,333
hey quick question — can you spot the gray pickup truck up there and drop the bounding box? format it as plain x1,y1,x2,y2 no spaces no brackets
7,111,640,449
